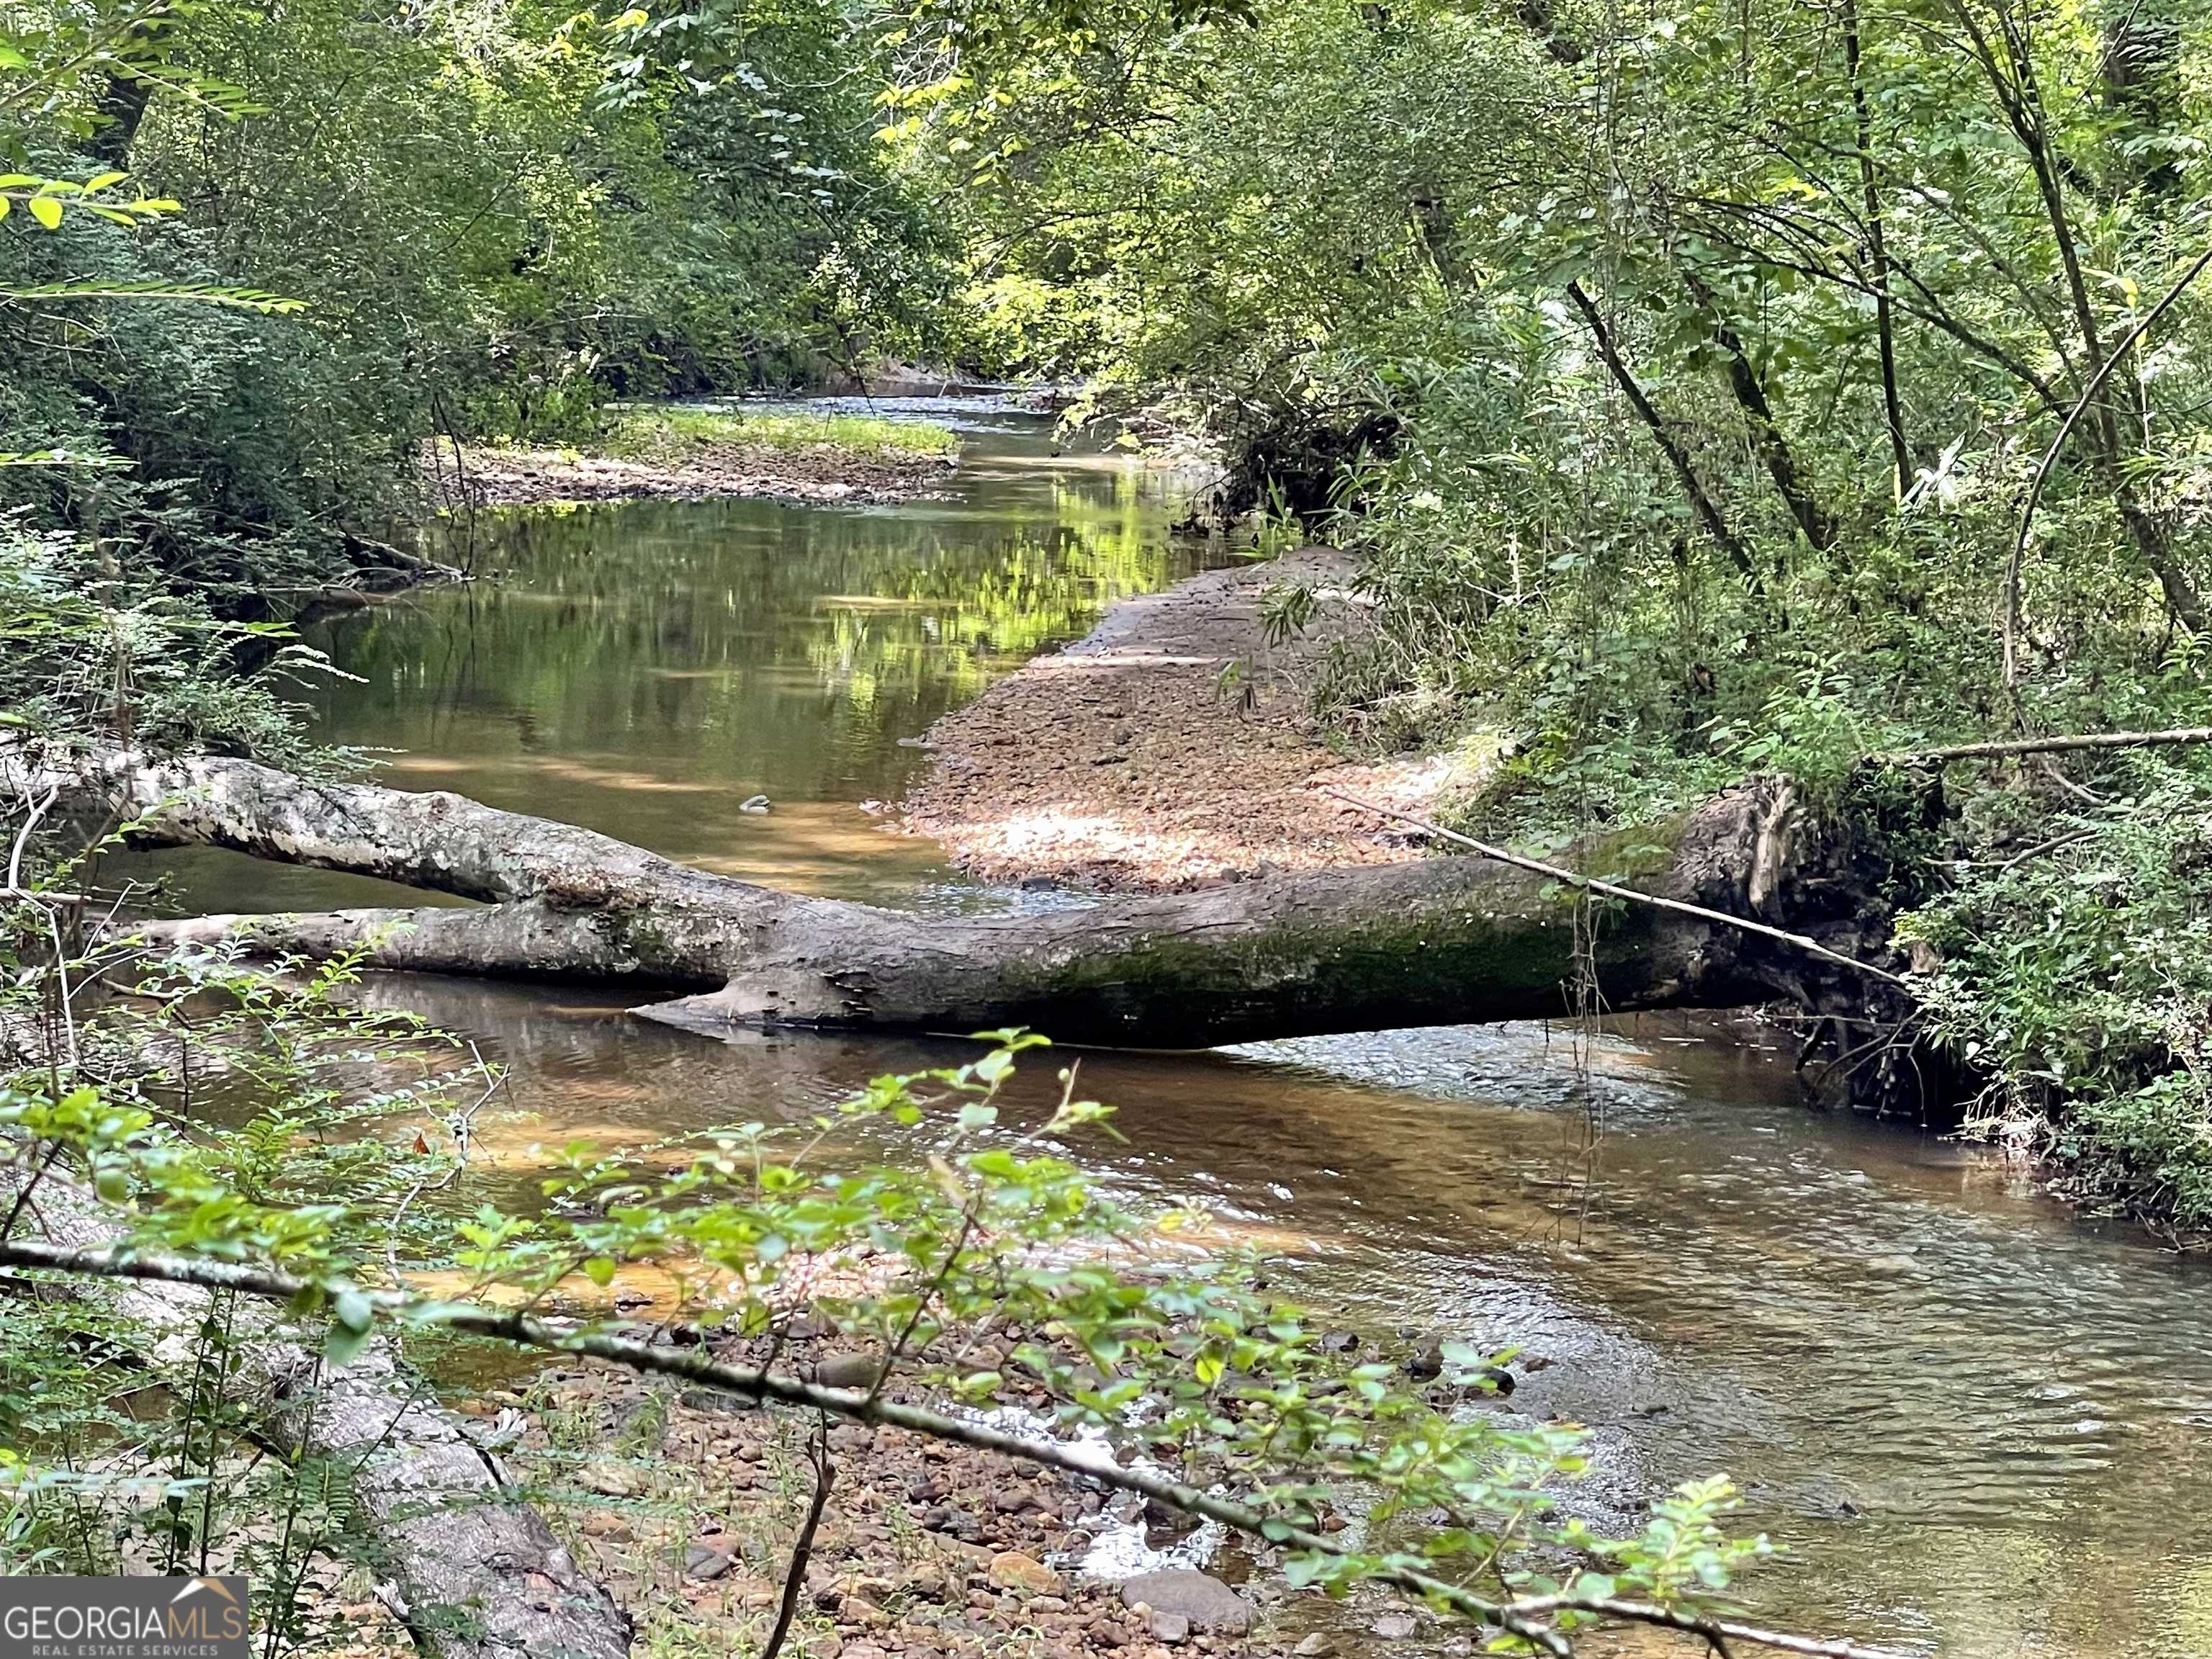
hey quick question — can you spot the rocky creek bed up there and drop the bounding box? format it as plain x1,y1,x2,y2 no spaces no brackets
444,1316,1491,1659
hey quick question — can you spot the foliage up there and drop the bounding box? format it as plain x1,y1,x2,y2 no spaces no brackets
1899,752,2212,1230
0,523,338,765
0,0,961,603
876,0,2212,1207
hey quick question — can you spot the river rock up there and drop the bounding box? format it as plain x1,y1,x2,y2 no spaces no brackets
1148,1610,1192,1645
684,1542,734,1580
1117,1570,1252,1633
1142,1493,1202,1533
1371,1610,1419,1640
989,1550,1061,1593
577,1460,645,1497
1292,1636,1334,1657
814,1350,885,1390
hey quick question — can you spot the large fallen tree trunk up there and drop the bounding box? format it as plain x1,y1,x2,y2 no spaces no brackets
40,748,1907,1047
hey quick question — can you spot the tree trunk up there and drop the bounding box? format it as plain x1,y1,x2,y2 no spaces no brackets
1564,280,1761,590
1842,0,1912,501
27,747,1898,1048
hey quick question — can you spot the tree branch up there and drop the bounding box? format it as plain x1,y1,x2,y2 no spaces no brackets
1564,279,1761,588
1320,790,1910,987
1876,725,2212,765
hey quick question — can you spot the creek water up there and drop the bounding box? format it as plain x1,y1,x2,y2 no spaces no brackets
150,405,2212,1658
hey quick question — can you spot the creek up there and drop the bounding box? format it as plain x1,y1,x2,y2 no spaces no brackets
148,403,2212,1658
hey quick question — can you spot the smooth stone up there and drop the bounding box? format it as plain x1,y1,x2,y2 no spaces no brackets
1292,1637,1334,1657
989,1550,1061,1594
683,1542,733,1580
1148,1610,1192,1645
1372,1611,1419,1640
1115,1570,1252,1634
813,1350,886,1390
577,1460,645,1498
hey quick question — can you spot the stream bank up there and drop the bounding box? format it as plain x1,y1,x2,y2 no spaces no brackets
426,408,962,511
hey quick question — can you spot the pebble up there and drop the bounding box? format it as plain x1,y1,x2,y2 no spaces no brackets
1292,1636,1334,1657
988,1550,1061,1594
1148,1610,1192,1645
1371,1611,1419,1640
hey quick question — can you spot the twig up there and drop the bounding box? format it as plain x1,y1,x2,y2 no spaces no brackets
1996,827,2097,874
8,783,58,895
0,1237,1915,1659
1322,789,1910,988
2004,243,2212,688
1876,726,2212,765
760,1414,835,1659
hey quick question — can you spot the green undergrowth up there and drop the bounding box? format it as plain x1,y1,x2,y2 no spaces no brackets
598,407,959,464
1373,689,2212,1235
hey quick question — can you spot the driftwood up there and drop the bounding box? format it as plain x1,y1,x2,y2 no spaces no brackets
13,1171,631,1659
24,747,1908,1047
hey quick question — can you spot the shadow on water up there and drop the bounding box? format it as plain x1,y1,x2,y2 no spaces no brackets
138,407,2212,1658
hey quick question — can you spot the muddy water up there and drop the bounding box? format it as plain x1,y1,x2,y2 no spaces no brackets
156,408,2212,1658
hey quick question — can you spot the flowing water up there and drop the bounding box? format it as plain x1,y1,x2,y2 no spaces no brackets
148,405,2212,1658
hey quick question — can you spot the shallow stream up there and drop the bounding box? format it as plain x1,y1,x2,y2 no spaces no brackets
152,405,2212,1658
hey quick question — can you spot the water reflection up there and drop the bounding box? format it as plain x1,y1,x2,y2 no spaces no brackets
357,978,2212,1658
142,419,1225,913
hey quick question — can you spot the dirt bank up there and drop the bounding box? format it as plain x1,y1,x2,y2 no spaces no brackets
425,439,958,509
899,549,1465,892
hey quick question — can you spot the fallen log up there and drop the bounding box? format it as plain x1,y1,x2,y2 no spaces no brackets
28,747,1907,1047
12,1165,633,1659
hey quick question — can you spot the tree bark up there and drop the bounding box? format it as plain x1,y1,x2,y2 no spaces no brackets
1681,271,1839,557
27,747,1895,1048
1842,0,1912,500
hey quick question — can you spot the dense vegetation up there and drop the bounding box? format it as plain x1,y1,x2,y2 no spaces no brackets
898,0,2212,1228
4,0,2212,1645
0,0,955,601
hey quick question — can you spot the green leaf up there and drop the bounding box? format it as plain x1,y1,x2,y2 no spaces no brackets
27,195,60,230
323,1319,373,1366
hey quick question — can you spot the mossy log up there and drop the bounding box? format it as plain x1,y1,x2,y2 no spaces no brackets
39,748,1896,1046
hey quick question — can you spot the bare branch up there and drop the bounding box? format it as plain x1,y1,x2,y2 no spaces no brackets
1321,790,1910,987
1876,725,2212,764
